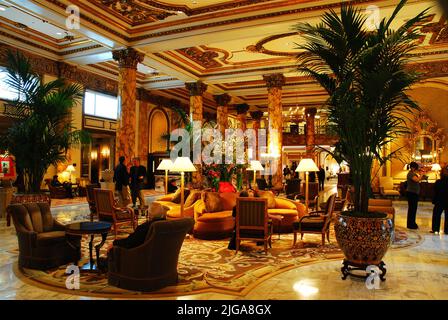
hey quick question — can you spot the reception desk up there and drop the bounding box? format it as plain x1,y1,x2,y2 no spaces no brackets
399,181,435,201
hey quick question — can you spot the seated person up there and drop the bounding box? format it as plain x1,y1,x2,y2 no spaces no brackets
167,179,178,194
51,175,73,198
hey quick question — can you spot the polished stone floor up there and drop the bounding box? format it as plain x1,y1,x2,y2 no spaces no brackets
0,188,447,300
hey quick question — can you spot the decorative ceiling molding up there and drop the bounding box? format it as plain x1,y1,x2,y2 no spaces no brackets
422,17,448,44
177,47,221,69
246,32,300,57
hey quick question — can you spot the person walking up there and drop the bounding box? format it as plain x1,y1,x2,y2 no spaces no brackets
130,157,147,208
431,165,448,234
114,156,131,207
318,165,326,191
406,162,425,229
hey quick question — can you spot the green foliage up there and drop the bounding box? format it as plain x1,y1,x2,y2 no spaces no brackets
0,50,90,193
294,0,429,213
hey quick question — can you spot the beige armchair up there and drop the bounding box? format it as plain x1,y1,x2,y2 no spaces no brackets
379,177,400,198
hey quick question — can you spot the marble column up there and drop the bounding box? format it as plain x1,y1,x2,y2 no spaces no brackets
263,73,285,190
186,81,208,186
250,110,264,160
213,94,231,137
112,48,144,165
236,103,250,132
305,107,317,157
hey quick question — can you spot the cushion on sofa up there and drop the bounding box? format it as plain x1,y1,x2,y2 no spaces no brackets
185,190,201,207
274,198,297,210
171,188,190,204
219,192,238,210
196,211,233,222
202,192,224,213
256,190,276,208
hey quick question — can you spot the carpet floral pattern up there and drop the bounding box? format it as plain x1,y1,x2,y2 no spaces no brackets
14,226,422,298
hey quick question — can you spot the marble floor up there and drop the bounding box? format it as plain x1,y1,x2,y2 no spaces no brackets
0,190,447,300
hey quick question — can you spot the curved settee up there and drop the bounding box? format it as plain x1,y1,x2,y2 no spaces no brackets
267,196,307,233
193,192,238,240
150,190,201,220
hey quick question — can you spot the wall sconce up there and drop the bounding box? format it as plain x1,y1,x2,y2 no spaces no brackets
101,147,110,159
90,150,98,161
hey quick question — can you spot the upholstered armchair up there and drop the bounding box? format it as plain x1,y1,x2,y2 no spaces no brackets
379,177,400,198
292,193,337,246
93,189,137,238
108,218,194,291
44,179,68,199
7,202,81,269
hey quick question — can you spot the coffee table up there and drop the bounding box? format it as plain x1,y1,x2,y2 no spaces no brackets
66,221,112,272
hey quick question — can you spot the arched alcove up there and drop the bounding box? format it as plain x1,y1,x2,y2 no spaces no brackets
148,108,169,153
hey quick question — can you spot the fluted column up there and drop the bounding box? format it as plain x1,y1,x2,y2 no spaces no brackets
112,48,144,165
305,107,317,157
186,81,208,186
263,73,285,189
236,103,250,132
250,111,264,160
213,94,231,136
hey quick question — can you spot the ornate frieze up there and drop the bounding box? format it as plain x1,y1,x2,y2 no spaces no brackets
421,17,448,44
178,47,221,69
112,48,145,69
213,93,231,106
185,81,208,96
263,73,285,89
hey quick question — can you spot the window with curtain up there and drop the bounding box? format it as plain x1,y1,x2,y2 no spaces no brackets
84,90,119,120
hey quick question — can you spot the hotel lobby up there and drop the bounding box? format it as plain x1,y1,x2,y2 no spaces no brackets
0,0,448,304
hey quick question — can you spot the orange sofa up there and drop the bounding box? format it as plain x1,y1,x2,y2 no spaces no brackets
150,192,200,220
193,192,237,239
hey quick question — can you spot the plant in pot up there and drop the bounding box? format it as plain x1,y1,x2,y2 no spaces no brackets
294,0,429,279
0,50,90,205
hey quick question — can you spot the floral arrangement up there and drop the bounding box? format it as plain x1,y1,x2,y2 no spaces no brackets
202,163,244,191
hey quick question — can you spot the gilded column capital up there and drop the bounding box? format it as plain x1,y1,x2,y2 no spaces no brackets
213,93,231,106
250,110,264,121
186,81,208,96
236,103,250,115
112,48,144,69
263,73,285,89
305,107,317,118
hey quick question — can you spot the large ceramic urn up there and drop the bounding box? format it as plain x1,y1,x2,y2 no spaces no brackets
334,212,393,266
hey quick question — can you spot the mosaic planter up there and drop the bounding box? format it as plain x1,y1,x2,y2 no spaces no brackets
334,212,394,266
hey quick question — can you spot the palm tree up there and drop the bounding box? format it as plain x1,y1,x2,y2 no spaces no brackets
294,0,430,213
0,50,89,193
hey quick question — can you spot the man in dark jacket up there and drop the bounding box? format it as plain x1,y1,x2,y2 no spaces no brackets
129,157,147,208
431,166,448,234
114,156,130,206
318,166,326,191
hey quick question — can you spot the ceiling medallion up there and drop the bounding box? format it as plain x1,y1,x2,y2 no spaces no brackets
98,0,176,24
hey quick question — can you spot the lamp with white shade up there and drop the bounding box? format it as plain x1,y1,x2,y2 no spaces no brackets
296,158,319,212
432,163,442,179
66,164,76,183
157,159,174,195
248,160,264,189
170,157,196,217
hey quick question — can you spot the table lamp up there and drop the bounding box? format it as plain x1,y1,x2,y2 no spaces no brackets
157,159,174,195
248,160,264,189
296,158,319,212
66,164,76,183
171,157,196,217
432,163,442,179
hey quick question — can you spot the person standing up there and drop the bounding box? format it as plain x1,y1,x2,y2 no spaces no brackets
318,165,326,191
114,156,131,207
431,166,448,234
283,165,291,179
130,157,147,208
406,162,425,229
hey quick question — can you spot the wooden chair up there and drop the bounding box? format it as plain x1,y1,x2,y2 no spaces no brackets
235,197,272,254
292,193,337,246
93,189,137,238
86,183,101,221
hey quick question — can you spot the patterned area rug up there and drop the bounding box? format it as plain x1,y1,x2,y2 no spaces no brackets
14,226,422,298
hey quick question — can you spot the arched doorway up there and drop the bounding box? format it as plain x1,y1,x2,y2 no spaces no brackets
147,108,170,189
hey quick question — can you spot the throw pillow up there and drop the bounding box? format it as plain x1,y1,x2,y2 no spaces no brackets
171,188,190,204
256,190,276,209
202,192,223,213
185,190,201,207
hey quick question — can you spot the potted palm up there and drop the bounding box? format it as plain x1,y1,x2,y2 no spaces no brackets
294,0,429,279
0,50,89,196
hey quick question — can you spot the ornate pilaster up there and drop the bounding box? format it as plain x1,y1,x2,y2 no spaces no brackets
112,48,144,164
236,103,250,131
263,73,285,189
305,107,317,157
214,94,231,136
186,81,208,186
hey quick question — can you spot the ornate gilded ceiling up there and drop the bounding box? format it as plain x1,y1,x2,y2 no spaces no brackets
1,0,448,113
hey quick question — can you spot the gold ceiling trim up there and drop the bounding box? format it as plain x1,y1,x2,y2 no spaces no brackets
247,32,301,57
